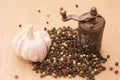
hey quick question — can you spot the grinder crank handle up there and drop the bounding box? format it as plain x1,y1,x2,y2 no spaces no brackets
60,7,99,22
60,10,80,21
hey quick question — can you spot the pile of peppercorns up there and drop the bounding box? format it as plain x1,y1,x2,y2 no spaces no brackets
31,26,108,80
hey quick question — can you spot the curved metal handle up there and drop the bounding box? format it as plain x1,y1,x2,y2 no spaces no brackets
60,10,80,21
60,7,98,22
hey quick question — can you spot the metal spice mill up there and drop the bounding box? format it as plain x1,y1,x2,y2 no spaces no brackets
60,7,105,53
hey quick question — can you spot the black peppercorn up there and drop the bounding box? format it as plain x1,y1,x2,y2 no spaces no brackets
14,74,18,79
36,70,39,73
38,10,41,13
109,67,113,71
107,55,110,59
75,4,78,8
115,62,119,66
44,27,47,31
19,24,22,27
46,21,49,24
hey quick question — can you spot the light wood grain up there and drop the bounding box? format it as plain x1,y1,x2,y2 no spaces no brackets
0,0,120,80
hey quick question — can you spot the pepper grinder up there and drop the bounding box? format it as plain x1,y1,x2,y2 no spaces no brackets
60,7,105,53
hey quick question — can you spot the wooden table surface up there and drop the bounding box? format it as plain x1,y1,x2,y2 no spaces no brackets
0,0,120,80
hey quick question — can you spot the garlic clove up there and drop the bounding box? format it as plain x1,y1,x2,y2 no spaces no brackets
21,39,30,60
12,26,31,48
34,31,51,48
20,25,35,60
39,31,51,48
37,38,48,61
38,39,47,59
28,38,47,62
12,28,27,57
12,30,24,48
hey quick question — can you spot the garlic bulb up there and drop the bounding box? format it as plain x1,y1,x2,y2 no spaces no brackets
12,25,51,62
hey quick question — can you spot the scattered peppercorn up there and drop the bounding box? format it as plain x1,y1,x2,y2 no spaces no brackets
107,55,110,59
31,26,107,80
36,70,39,73
75,4,78,8
114,70,119,74
115,62,119,66
38,10,41,13
19,24,22,27
14,74,18,79
46,21,49,24
47,14,50,17
44,27,47,31
60,7,63,11
109,67,113,71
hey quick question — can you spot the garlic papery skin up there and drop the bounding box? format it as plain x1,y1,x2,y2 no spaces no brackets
12,25,51,62
34,30,51,48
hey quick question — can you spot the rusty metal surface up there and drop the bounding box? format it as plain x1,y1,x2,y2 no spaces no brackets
60,7,105,53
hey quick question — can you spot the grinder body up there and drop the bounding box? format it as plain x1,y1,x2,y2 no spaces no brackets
60,7,105,53
78,15,105,53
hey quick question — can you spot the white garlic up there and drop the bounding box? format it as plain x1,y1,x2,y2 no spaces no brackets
12,25,51,62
